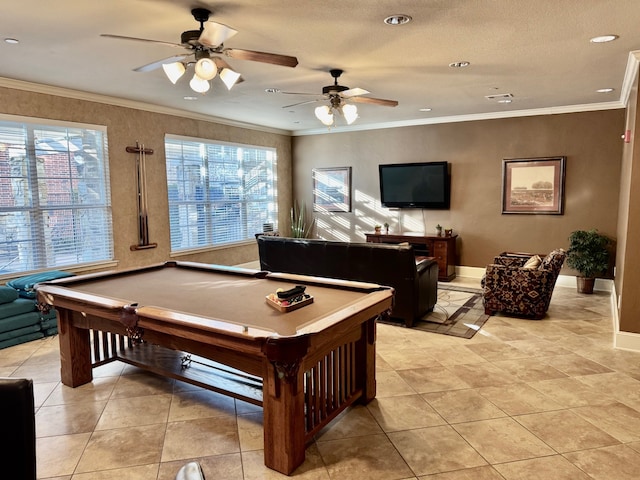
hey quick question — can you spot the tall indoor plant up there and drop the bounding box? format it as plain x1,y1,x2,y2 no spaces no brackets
566,229,611,294
290,201,315,238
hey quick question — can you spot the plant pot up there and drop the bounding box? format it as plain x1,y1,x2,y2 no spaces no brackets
576,276,595,294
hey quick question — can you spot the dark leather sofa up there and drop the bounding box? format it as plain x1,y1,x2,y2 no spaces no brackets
257,236,438,327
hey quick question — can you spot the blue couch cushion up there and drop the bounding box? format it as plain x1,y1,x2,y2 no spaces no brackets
0,287,19,305
0,299,37,320
0,312,41,333
7,271,74,299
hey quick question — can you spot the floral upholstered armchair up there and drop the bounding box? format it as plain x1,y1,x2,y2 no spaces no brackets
482,249,566,319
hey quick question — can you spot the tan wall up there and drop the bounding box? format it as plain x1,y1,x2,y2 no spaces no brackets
0,86,293,274
292,110,624,269
618,68,640,334
1,86,632,330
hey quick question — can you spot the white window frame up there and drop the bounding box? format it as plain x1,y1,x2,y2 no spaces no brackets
0,114,113,276
165,134,278,253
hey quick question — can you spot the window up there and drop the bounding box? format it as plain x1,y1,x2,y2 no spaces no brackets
0,116,113,275
165,135,277,252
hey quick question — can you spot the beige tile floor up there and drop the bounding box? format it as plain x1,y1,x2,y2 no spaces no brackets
3,277,640,479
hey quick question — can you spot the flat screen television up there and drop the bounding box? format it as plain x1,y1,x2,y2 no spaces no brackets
379,161,450,209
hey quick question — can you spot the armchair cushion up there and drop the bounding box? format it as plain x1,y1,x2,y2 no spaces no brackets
482,249,566,319
523,255,542,269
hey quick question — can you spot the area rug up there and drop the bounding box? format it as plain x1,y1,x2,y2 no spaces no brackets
380,284,489,339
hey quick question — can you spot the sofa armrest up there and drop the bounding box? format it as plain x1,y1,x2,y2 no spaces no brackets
415,258,438,325
415,257,437,274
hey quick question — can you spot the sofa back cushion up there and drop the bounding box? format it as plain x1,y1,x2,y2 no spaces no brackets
257,236,418,285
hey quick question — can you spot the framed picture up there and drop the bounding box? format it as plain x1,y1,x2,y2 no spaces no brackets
312,167,352,212
502,156,566,214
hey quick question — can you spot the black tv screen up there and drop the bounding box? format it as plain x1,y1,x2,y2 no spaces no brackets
379,161,450,209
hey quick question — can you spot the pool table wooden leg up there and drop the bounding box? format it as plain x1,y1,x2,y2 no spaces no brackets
360,317,377,403
261,335,311,475
262,358,305,475
57,308,93,387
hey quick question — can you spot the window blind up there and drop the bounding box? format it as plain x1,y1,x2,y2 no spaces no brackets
0,118,113,274
165,135,277,251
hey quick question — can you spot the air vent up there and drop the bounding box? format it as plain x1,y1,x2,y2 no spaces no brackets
485,93,513,101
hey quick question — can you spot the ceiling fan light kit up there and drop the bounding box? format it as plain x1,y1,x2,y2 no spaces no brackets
162,62,186,84
315,105,334,126
102,7,297,96
194,57,217,80
219,68,242,90
280,69,396,127
342,104,358,124
189,74,210,93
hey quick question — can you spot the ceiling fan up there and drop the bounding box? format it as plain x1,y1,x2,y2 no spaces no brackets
101,8,298,92
276,69,398,126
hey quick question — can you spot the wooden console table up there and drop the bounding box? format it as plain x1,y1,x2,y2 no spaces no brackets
365,232,458,281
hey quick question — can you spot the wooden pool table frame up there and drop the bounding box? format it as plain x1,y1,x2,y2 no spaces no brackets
36,262,393,475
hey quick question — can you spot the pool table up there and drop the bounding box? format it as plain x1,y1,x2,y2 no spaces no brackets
35,261,393,475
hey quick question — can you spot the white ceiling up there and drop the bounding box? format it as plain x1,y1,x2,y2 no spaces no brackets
2,0,640,134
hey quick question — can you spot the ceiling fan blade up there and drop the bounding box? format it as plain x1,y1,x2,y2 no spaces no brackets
342,87,370,98
133,54,190,72
282,99,322,109
351,96,399,107
198,21,238,47
277,91,320,96
100,34,185,49
212,57,231,69
224,48,298,67
212,57,245,84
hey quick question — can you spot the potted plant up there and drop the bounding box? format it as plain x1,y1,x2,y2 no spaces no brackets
290,201,315,238
383,222,389,234
374,224,382,234
566,229,611,294
435,224,443,236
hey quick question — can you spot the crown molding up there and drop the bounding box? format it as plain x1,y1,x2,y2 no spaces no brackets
0,77,292,136
291,101,625,136
0,75,628,139
291,50,637,136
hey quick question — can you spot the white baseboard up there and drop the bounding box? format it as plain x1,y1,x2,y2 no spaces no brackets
614,331,640,351
455,266,611,292
610,281,640,352
455,266,485,279
456,266,640,352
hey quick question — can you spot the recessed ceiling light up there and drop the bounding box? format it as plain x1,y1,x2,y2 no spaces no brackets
265,88,280,93
4,38,19,44
419,108,432,112
590,34,618,43
498,99,512,104
449,61,470,68
384,14,412,26
183,96,198,101
596,88,615,93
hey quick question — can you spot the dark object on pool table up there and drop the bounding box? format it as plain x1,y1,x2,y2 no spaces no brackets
277,285,306,300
